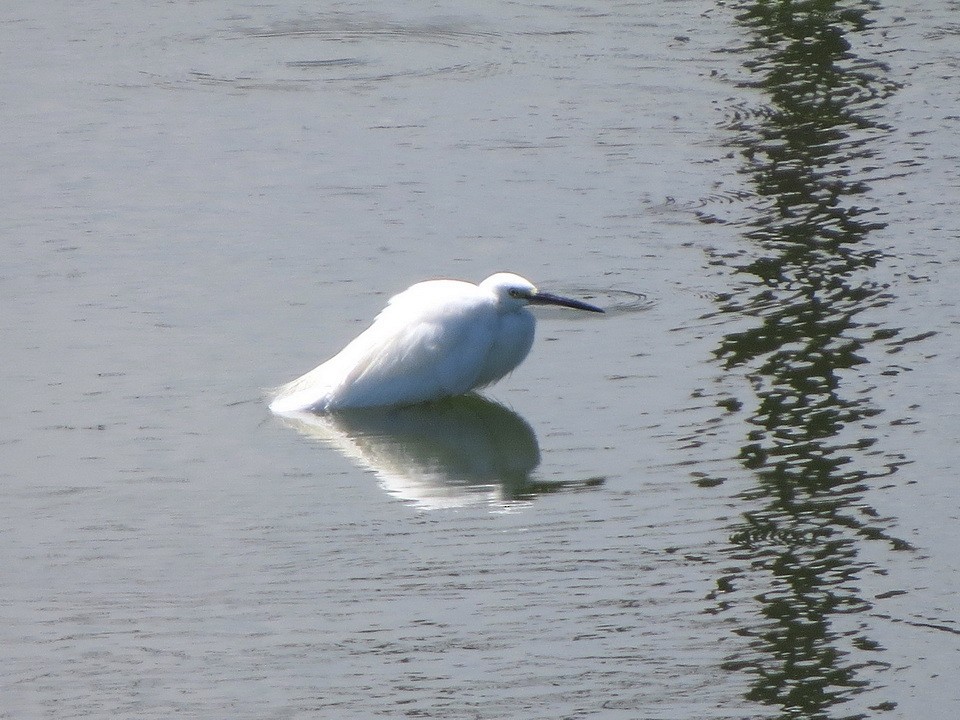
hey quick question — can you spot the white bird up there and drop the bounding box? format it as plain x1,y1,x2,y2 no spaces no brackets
269,272,604,413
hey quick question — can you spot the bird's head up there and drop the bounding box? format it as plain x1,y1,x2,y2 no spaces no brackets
480,273,604,313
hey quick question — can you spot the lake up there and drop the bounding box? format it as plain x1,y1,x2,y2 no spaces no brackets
2,0,958,718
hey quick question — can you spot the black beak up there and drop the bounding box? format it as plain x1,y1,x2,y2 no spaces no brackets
528,291,604,313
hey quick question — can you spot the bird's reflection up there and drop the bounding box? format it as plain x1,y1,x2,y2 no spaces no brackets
276,395,596,510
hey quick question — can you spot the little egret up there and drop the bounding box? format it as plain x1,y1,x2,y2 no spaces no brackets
269,272,604,413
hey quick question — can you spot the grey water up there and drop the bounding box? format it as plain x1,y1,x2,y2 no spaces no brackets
2,1,959,718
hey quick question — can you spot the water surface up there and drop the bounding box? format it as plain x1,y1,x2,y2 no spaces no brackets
2,1,958,718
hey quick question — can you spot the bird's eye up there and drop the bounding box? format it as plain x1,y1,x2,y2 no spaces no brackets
509,289,522,298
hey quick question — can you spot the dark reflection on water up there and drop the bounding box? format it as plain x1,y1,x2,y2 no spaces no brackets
276,395,603,510
701,2,920,717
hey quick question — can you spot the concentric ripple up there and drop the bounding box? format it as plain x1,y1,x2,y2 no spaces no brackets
171,13,510,91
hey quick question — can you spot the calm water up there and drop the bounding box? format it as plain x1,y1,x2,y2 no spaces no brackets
2,0,959,718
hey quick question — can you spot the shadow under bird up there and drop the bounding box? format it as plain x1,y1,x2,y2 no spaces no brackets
269,272,604,414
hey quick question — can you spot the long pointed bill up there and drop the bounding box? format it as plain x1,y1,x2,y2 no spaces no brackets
528,291,605,313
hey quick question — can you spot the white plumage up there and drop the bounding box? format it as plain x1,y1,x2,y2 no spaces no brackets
269,272,603,413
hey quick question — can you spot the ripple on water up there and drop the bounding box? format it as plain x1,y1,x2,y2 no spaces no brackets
586,287,654,316
166,13,511,91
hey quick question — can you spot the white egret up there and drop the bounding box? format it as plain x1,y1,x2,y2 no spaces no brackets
269,272,604,413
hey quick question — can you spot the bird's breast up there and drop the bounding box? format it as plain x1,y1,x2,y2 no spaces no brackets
474,310,536,388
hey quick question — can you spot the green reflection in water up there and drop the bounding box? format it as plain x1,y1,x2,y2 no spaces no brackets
704,1,918,718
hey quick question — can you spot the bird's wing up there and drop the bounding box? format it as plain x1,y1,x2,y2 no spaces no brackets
328,285,498,408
